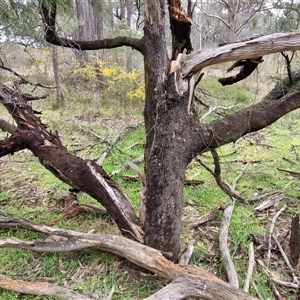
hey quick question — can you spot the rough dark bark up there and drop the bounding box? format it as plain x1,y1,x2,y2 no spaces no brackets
0,82,143,242
142,0,197,261
168,0,193,60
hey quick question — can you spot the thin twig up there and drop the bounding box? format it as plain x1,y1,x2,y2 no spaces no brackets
244,242,255,293
256,259,282,299
0,64,56,89
267,204,287,266
232,162,250,189
111,155,144,175
272,234,299,284
201,105,239,120
197,150,244,200
219,199,239,288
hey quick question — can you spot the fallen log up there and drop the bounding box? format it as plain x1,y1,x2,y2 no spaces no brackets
0,210,258,300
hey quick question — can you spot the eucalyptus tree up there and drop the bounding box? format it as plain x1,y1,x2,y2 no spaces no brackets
2,0,300,298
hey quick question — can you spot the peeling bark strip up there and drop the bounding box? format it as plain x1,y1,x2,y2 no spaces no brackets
0,82,143,242
0,211,258,300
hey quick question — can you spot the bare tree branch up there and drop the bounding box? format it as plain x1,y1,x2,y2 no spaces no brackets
39,0,145,53
182,31,300,77
197,90,300,153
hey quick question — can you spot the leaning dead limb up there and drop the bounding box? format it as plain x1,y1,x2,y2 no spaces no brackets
0,210,258,300
0,81,143,242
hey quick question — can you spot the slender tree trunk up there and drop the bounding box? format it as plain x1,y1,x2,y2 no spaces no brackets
126,0,134,70
51,45,64,106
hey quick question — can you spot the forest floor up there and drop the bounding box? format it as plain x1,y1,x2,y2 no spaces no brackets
0,52,300,299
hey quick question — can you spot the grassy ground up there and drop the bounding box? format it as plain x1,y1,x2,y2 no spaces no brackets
0,49,300,299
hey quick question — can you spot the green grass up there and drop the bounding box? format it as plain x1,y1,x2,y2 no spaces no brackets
1,66,300,298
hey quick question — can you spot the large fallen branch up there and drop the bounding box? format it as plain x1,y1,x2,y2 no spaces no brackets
0,210,258,300
0,277,93,300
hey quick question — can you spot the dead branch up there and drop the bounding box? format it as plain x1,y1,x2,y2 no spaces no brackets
277,167,300,177
0,277,93,300
73,119,107,143
187,210,219,228
0,210,258,300
178,239,195,265
0,81,143,242
111,155,144,175
244,242,255,293
0,64,56,89
257,259,300,290
197,150,244,200
218,57,263,86
267,205,287,266
200,104,240,120
253,192,285,211
97,126,128,164
63,204,108,219
289,214,300,268
219,200,239,288
232,163,249,189
22,94,49,101
256,259,282,299
272,234,299,285
182,31,300,77
247,190,284,203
